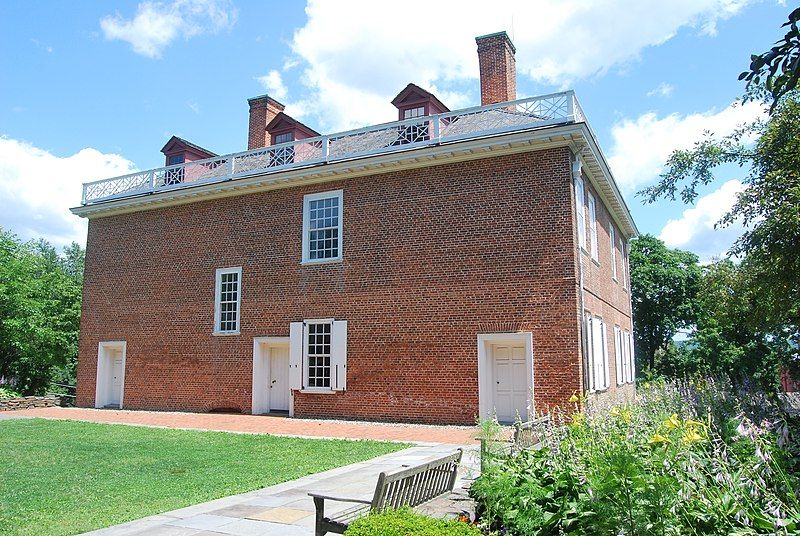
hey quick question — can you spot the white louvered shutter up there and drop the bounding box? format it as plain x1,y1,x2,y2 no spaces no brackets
628,331,635,383
585,313,595,391
289,322,303,390
614,326,628,385
600,320,609,390
331,320,348,391
592,317,604,390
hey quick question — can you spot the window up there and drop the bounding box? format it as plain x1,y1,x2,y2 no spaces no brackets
585,313,609,391
302,190,343,263
288,319,348,391
574,174,586,250
614,325,625,385
165,154,185,185
306,321,331,388
624,329,635,383
621,238,628,290
610,227,619,280
214,267,241,334
588,192,598,261
270,132,295,167
403,107,425,119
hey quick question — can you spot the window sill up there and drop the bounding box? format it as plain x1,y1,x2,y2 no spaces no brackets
213,331,240,336
297,389,339,394
591,257,600,267
301,258,343,266
612,277,618,283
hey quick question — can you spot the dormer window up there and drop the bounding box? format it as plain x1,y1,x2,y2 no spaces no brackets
403,107,425,119
160,136,217,186
274,132,294,144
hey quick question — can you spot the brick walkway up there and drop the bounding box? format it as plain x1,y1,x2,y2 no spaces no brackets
12,407,479,444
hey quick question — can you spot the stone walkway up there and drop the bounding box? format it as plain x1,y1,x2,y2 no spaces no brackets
81,443,480,536
12,407,479,444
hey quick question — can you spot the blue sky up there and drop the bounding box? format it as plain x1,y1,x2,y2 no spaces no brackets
0,0,790,259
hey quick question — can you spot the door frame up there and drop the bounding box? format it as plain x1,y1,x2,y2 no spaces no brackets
477,332,534,421
95,341,127,409
252,337,292,416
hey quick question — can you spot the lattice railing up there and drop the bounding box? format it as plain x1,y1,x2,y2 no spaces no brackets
81,91,583,204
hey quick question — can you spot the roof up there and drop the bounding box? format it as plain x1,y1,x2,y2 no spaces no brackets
160,136,218,158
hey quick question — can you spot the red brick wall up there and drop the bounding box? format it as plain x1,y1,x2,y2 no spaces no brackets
76,147,585,424
575,175,635,402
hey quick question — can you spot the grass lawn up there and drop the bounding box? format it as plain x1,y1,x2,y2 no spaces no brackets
0,418,408,536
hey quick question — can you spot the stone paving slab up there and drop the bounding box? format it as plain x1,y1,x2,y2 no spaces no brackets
13,406,479,444
82,444,480,536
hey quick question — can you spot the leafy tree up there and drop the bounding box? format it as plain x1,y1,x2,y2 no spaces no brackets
638,9,800,381
0,229,82,394
740,7,800,112
629,235,701,374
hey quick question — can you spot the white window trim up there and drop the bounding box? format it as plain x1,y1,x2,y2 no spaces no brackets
302,189,343,265
586,314,609,392
213,266,242,335
610,225,618,281
588,192,598,262
573,163,586,251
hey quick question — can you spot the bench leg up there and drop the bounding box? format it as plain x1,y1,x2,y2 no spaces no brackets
313,496,327,536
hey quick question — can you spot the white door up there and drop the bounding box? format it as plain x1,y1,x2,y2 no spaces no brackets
492,344,528,422
268,347,289,412
109,350,123,406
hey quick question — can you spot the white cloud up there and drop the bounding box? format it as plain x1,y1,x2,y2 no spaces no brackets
100,0,237,59
608,100,765,192
287,0,752,131
647,82,674,97
659,179,746,260
0,137,136,247
256,70,289,101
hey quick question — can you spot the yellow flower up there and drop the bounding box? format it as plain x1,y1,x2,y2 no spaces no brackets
664,414,681,430
648,433,672,446
609,407,620,417
684,418,706,429
682,428,705,445
620,409,632,423
569,392,580,404
571,412,585,426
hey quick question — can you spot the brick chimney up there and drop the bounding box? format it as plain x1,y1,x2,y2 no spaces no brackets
247,95,285,149
475,31,516,105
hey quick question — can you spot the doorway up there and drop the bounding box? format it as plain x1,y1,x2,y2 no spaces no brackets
477,333,534,423
252,337,291,415
95,341,126,409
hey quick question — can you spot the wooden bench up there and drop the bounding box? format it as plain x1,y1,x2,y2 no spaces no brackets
308,449,463,536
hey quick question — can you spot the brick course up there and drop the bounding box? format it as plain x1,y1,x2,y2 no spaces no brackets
75,146,633,424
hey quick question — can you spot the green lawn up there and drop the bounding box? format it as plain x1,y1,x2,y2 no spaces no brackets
0,419,408,536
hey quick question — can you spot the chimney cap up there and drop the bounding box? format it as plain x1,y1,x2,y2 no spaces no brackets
247,94,286,110
475,31,516,54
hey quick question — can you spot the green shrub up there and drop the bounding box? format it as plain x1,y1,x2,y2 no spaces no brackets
0,386,22,398
344,508,480,536
471,379,800,535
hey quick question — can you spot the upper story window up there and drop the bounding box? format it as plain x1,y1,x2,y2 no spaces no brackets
403,107,425,119
302,190,343,263
165,154,185,185
574,175,586,250
621,238,628,290
610,224,617,281
167,154,185,165
587,192,598,262
214,267,241,334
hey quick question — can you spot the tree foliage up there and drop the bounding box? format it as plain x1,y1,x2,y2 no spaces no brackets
739,7,800,112
0,229,83,394
629,235,701,373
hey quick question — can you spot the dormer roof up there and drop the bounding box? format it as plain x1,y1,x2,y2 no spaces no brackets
391,83,449,113
265,112,321,140
160,136,217,158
